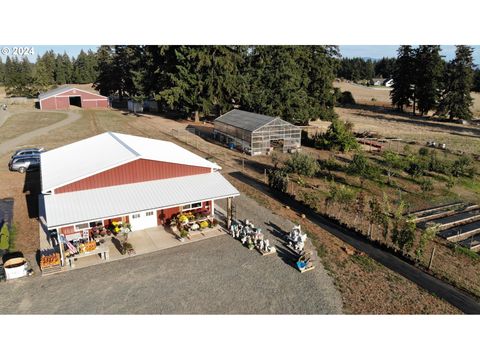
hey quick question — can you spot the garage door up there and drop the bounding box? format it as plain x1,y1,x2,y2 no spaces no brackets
130,210,157,231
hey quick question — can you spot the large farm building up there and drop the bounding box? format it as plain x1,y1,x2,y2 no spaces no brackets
213,109,302,156
39,132,239,237
38,86,109,110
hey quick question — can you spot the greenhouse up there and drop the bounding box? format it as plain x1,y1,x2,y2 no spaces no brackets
213,109,302,156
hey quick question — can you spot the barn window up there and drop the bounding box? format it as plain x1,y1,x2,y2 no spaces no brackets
145,211,154,216
132,213,141,219
74,223,89,231
182,202,202,211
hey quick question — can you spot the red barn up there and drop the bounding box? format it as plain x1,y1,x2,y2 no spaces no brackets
40,132,239,237
38,86,109,110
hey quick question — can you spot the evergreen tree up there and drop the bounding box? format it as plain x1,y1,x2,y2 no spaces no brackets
38,50,56,84
54,52,73,84
243,46,338,125
391,45,415,111
72,49,98,83
32,55,53,94
414,45,444,116
437,45,475,120
4,56,33,96
374,57,396,78
64,53,74,83
94,45,119,96
157,45,245,119
473,68,480,92
0,57,4,84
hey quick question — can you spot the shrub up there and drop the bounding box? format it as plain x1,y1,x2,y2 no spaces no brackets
418,147,430,156
451,154,475,178
338,91,356,105
299,190,322,210
315,119,359,152
284,152,320,177
0,223,9,251
325,181,355,210
419,177,434,193
347,152,381,181
267,169,289,193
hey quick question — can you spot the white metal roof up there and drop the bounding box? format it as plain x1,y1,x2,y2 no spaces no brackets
40,132,221,193
38,86,107,101
42,172,239,228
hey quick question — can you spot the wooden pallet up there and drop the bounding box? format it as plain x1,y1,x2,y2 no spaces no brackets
257,248,277,256
299,265,315,273
41,265,62,276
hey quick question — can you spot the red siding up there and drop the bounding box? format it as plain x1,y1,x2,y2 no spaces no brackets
60,226,79,236
55,159,211,193
157,207,181,225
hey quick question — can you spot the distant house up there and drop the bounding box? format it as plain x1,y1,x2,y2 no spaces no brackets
371,78,385,86
370,78,394,87
384,79,394,87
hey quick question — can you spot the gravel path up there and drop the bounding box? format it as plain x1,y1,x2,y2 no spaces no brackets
0,110,82,156
0,108,10,128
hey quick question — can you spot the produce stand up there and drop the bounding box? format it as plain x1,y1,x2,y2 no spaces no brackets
40,251,62,275
67,243,109,268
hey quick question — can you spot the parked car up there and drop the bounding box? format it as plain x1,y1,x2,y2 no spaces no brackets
8,156,40,173
11,148,44,159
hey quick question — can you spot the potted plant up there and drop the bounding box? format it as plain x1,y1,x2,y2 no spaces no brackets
179,228,189,241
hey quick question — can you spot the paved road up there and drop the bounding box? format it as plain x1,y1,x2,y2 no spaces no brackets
0,110,82,156
0,235,342,314
230,171,480,314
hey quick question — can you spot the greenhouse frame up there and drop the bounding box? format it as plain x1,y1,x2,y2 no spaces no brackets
213,109,302,156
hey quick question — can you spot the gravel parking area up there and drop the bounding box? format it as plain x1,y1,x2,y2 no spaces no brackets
0,194,342,314
0,234,341,314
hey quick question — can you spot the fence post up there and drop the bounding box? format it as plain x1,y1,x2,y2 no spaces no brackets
264,168,267,184
428,245,436,270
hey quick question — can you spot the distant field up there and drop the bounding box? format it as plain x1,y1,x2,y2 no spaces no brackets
334,80,480,117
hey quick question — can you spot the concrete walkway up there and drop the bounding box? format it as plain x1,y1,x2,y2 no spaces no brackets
0,110,82,156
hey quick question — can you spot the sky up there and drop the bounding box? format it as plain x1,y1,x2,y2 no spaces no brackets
1,45,480,65
339,45,480,64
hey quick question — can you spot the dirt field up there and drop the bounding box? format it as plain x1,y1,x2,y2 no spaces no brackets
334,80,480,117
310,106,480,155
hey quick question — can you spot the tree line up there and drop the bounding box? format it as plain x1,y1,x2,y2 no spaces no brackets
0,50,97,97
337,57,397,82
391,45,478,120
94,45,340,124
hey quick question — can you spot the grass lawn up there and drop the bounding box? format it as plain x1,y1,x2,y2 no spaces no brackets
0,112,67,143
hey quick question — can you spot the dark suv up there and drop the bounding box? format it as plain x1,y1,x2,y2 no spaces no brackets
8,156,40,173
